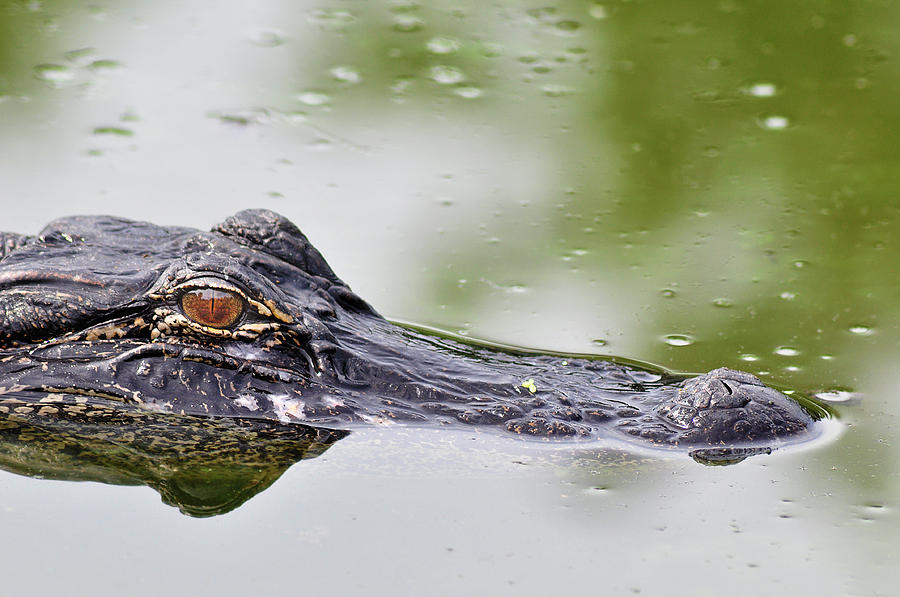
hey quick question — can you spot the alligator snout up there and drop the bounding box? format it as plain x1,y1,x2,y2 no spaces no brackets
656,368,814,444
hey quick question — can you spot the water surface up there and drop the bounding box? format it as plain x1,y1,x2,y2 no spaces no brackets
0,1,897,595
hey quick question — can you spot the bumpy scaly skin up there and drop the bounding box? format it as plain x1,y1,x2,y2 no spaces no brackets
0,210,821,458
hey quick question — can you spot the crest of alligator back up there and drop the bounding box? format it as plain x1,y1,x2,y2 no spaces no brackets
0,210,827,464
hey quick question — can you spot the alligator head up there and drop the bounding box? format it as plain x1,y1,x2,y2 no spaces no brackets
0,210,826,460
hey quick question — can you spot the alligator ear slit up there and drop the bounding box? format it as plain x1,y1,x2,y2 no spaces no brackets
721,380,733,395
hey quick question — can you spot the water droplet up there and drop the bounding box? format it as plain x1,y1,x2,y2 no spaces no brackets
592,339,608,347
746,82,777,97
64,47,96,65
784,365,800,372
760,115,790,130
88,59,123,74
392,15,423,32
848,324,873,335
774,346,800,357
285,111,308,124
296,91,331,106
430,65,465,85
660,289,676,298
739,354,759,362
712,298,733,308
212,108,271,126
555,20,581,33
814,389,859,404
33,64,75,86
842,34,857,47
330,65,361,84
792,260,809,268
664,334,693,347
247,28,285,47
454,86,483,99
308,8,355,29
426,37,460,55
526,7,558,21
589,4,608,19
779,291,796,300
541,84,575,97
92,127,133,137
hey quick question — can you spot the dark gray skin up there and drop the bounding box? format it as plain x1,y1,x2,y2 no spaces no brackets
0,210,823,462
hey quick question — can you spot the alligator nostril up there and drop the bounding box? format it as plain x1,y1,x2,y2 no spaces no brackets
720,380,733,395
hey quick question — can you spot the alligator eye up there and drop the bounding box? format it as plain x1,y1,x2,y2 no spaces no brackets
180,288,244,328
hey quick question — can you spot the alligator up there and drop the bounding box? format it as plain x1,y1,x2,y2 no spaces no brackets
0,210,827,465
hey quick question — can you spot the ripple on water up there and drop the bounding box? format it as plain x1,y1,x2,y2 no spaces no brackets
774,346,800,357
246,28,285,47
664,334,693,347
92,127,134,137
426,37,460,55
34,64,75,86
330,66,361,84
814,389,861,404
759,115,790,130
745,82,777,97
454,87,483,99
295,91,331,106
430,65,465,85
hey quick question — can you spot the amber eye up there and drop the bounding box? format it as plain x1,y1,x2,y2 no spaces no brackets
180,288,244,328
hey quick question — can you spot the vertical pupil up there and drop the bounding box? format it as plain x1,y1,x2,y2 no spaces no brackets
181,288,243,327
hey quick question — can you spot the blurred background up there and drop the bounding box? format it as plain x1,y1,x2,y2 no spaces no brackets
0,1,897,595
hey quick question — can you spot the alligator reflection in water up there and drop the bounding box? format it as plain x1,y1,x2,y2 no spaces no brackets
0,396,343,517
0,209,831,511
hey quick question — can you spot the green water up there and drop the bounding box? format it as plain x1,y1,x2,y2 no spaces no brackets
0,1,897,595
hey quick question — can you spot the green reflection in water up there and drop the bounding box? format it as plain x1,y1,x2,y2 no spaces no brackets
0,395,344,517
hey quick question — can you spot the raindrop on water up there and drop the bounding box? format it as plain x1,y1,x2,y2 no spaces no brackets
247,28,285,47
739,354,759,362
541,84,575,97
88,60,123,74
92,127,133,137
555,20,581,34
664,334,693,347
814,389,860,404
295,91,331,106
454,86,483,99
746,82,777,97
34,64,75,86
392,15,423,32
848,324,873,335
760,115,790,130
660,289,676,298
774,346,800,357
712,298,733,308
426,37,460,55
589,4,608,19
330,66,361,84
430,65,465,85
